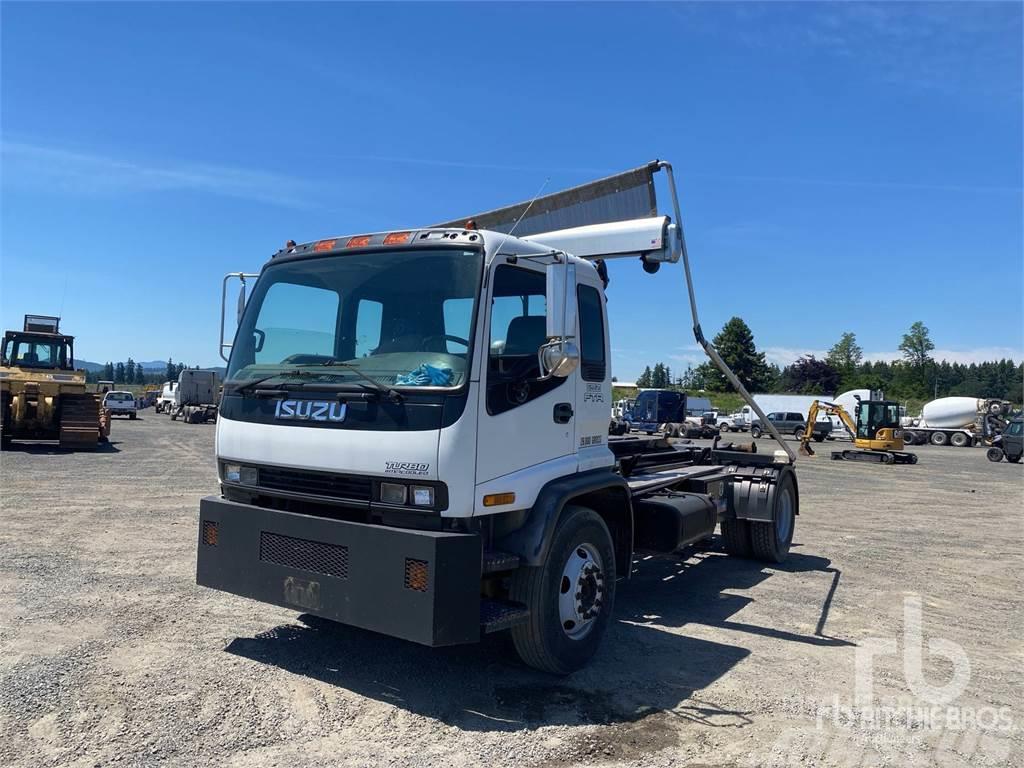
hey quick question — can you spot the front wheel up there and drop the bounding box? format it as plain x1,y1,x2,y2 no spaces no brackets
509,506,616,675
987,447,1004,463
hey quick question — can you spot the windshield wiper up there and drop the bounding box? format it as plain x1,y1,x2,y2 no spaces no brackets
228,369,316,395
321,359,404,403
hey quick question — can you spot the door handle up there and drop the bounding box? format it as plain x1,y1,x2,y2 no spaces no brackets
553,402,574,424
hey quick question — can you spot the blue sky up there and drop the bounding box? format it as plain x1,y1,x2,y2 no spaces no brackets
2,2,1021,379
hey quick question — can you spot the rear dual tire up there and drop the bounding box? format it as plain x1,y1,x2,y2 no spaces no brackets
720,473,796,564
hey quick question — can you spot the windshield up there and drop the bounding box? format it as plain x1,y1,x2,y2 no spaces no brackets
3,337,70,369
226,249,483,390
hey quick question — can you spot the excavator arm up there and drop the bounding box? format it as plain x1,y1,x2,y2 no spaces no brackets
799,400,856,456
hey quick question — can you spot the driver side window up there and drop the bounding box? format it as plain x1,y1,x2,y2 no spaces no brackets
486,265,564,415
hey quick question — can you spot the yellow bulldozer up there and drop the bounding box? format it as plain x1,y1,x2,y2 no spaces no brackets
799,397,917,465
0,315,110,450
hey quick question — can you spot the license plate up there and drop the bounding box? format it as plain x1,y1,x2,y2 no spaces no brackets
283,576,321,610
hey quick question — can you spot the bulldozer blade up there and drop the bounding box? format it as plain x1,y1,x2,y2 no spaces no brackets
59,394,101,450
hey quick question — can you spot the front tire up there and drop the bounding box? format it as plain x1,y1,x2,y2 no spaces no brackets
987,447,1004,462
509,506,616,675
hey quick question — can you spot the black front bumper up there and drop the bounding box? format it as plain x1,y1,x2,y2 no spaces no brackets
196,496,482,646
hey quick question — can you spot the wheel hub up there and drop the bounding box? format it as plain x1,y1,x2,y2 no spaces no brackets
558,544,605,639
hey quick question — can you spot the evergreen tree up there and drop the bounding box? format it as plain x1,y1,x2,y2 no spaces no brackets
827,332,863,386
125,358,136,385
114,362,125,383
103,362,114,381
695,317,771,393
165,358,176,382
636,366,653,387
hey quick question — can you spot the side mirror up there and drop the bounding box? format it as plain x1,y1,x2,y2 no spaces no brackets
540,257,579,380
545,259,577,341
538,340,580,379
237,279,248,324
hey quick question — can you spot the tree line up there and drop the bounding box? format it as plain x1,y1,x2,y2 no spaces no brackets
84,358,198,386
634,317,1022,403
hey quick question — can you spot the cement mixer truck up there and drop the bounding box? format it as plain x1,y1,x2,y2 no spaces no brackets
902,397,1012,447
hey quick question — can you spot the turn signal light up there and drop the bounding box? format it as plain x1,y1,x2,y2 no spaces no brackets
313,239,337,252
483,492,516,507
383,231,411,245
346,235,372,248
202,521,219,546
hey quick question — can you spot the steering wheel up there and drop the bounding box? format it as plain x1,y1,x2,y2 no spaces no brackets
424,334,469,350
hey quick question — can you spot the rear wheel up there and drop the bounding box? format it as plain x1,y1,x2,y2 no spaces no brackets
720,519,752,557
750,472,796,563
949,432,969,447
509,506,616,675
903,430,917,445
1009,454,1022,464
793,427,804,438
930,431,948,446
751,426,762,439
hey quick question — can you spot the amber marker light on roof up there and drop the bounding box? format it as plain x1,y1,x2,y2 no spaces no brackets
383,231,412,245
313,239,337,252
346,235,372,248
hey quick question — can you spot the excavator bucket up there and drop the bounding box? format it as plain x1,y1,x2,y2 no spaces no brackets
798,441,815,457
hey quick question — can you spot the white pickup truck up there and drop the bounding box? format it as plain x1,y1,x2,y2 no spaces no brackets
102,390,137,419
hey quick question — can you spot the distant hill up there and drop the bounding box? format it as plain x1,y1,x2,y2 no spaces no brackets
77,359,225,376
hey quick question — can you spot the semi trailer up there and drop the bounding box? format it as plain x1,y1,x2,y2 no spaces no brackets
196,161,800,674
169,370,220,424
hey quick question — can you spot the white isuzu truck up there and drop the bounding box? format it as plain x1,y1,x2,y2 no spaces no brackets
196,162,799,674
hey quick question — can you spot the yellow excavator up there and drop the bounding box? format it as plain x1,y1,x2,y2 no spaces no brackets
799,397,917,465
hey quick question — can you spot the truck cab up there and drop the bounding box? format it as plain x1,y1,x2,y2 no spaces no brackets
197,163,800,674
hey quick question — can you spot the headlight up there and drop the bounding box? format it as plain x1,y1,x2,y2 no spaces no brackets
223,463,258,486
411,486,434,507
380,482,407,504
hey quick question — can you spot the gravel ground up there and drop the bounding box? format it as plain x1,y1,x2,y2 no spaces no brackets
1,414,1021,767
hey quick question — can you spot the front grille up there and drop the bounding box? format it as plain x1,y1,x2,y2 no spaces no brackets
257,466,372,502
260,531,349,578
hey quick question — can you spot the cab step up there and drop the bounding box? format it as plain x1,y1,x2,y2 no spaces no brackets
482,550,520,574
480,599,530,633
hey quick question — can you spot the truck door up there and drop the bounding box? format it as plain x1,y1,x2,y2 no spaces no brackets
475,263,575,485
574,278,614,472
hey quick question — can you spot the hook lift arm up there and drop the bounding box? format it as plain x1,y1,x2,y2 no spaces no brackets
656,161,796,463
